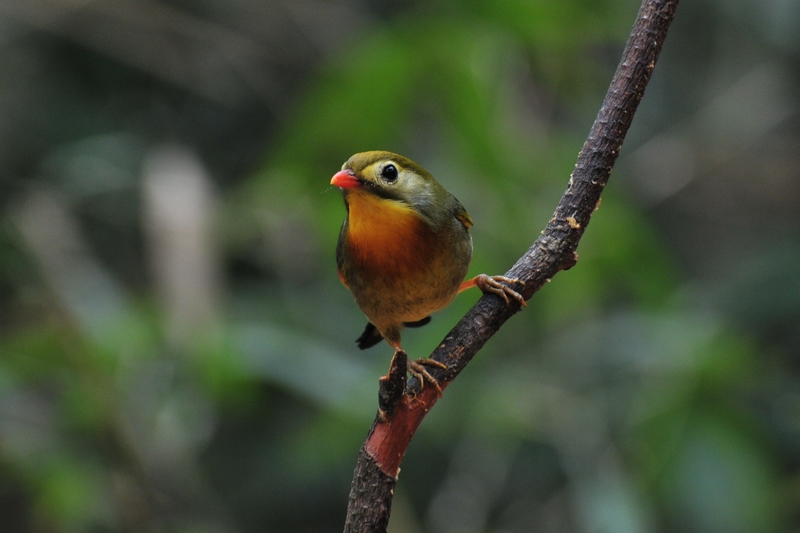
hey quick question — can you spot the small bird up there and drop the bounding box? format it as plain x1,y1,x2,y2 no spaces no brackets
331,151,525,389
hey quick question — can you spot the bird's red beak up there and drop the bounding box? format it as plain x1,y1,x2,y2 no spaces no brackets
331,169,362,189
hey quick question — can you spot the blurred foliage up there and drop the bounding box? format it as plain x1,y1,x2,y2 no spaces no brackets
1,0,799,532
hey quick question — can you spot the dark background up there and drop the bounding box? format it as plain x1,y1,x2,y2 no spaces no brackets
1,1,799,532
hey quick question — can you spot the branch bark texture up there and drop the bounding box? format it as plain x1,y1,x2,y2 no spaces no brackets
344,1,680,531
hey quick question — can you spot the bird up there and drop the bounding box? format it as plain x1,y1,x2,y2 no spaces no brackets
331,151,525,390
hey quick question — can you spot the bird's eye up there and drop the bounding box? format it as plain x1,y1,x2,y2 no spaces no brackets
381,164,398,182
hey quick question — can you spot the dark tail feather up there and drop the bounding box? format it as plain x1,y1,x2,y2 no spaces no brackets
355,317,432,350
356,323,384,349
404,316,431,328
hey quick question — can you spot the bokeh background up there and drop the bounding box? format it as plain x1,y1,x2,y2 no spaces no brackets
1,0,799,532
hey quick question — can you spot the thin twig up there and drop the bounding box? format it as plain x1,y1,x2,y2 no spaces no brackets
344,1,680,531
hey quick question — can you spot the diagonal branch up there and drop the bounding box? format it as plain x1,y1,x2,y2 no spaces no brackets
344,1,680,531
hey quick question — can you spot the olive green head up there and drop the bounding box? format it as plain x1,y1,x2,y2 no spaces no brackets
331,151,470,228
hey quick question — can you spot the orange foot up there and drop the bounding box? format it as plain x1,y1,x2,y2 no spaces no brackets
408,358,447,397
460,274,526,307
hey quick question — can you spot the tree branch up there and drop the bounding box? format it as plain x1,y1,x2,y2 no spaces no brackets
344,1,680,531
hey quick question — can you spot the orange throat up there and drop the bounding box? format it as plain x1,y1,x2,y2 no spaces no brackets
344,190,434,275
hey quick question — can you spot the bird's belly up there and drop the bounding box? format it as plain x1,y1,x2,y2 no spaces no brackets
347,246,469,328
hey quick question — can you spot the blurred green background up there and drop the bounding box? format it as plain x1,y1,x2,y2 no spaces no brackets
1,0,799,532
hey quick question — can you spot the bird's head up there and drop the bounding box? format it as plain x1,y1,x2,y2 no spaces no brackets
331,151,452,224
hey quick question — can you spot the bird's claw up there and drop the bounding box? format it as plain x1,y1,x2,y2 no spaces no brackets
408,358,446,397
475,274,527,307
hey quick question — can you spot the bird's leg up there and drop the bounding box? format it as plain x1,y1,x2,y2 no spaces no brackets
384,339,446,398
460,274,527,307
